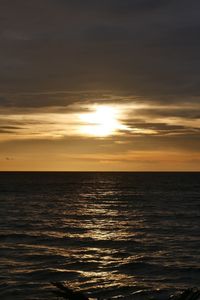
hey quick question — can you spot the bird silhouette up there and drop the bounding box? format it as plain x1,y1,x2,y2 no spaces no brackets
51,282,89,300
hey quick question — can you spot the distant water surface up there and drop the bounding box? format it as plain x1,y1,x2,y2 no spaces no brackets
0,172,199,299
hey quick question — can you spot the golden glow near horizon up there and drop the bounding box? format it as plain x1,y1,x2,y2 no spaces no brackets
79,105,128,137
0,100,200,171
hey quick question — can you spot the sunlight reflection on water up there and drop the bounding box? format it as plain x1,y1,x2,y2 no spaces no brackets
0,172,200,299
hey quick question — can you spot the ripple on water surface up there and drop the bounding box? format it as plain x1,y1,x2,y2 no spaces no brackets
0,172,200,299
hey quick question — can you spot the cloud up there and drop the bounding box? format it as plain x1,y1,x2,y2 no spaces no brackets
0,0,200,100
0,1,200,170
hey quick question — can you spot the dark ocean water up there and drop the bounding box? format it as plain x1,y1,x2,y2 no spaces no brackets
0,172,199,300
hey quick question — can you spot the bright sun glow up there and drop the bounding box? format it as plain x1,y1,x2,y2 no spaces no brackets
79,105,125,137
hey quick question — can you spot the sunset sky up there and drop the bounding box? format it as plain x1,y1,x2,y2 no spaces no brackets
0,0,200,171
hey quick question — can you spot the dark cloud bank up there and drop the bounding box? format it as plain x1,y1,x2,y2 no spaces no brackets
1,0,200,101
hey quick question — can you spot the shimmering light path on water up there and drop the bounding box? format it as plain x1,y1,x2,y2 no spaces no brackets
0,172,200,299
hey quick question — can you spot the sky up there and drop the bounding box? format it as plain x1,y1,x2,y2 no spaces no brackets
0,0,200,171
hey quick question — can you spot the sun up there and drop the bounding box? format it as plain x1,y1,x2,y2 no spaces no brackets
79,105,123,137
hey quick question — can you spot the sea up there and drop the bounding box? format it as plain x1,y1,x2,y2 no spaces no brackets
0,172,199,300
